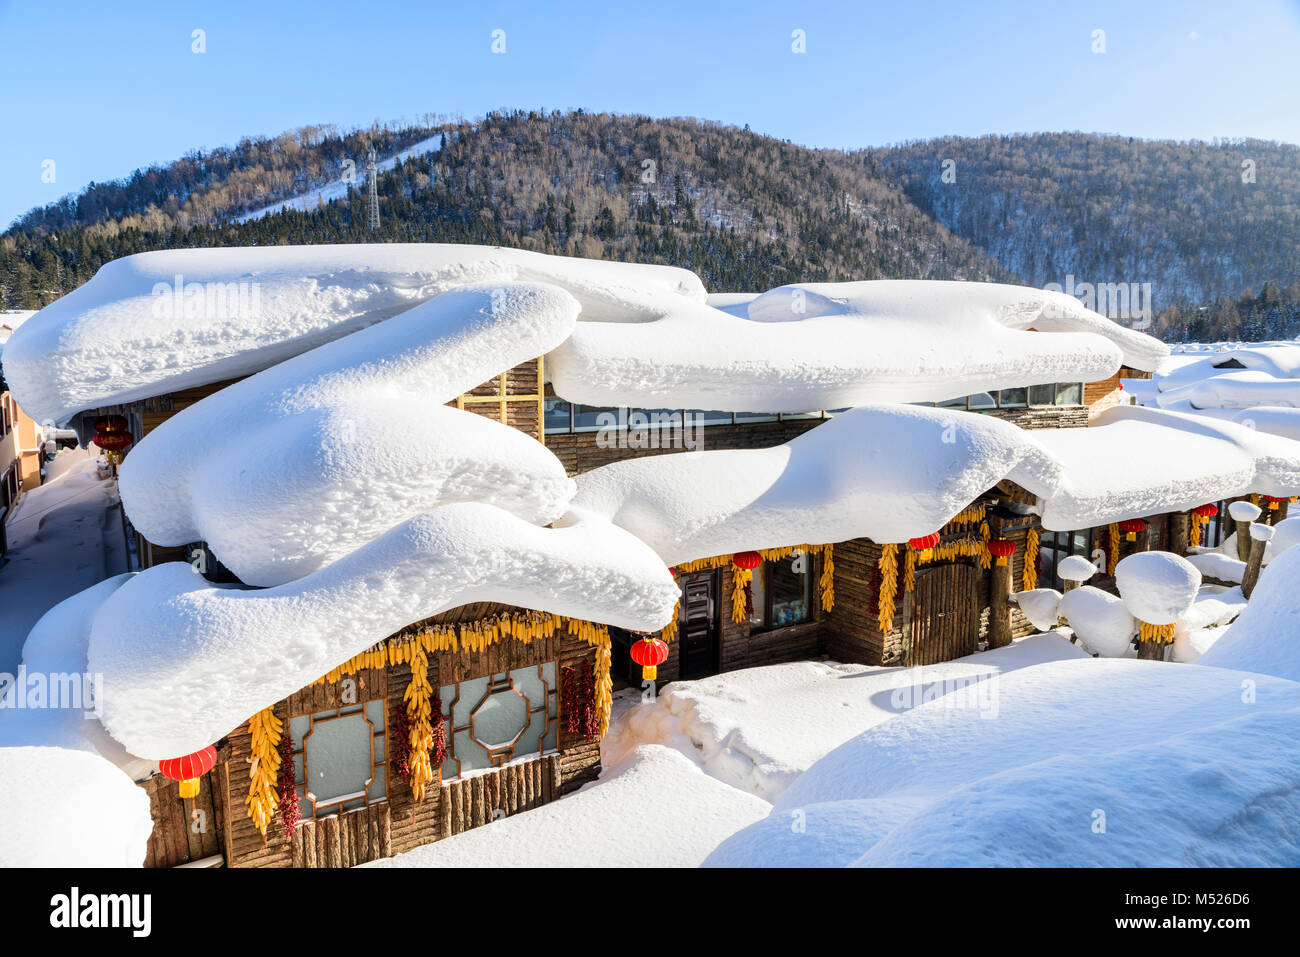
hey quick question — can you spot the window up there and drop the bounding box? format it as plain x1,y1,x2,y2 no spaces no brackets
997,387,1027,408
439,662,558,780
968,391,997,411
1054,382,1083,405
735,411,778,424
1039,528,1094,590
1028,384,1056,406
544,397,572,434
288,699,387,819
572,405,616,432
686,409,734,426
747,558,813,631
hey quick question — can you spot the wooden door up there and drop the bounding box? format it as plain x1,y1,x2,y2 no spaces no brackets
679,570,720,679
907,562,979,666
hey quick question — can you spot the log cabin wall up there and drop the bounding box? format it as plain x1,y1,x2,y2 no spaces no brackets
448,359,543,440
147,614,600,868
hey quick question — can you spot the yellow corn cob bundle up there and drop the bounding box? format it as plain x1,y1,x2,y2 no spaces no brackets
1022,528,1040,591
661,601,680,643
1137,620,1177,644
878,544,898,634
244,706,282,837
731,565,752,623
1189,511,1205,548
819,544,834,612
404,644,434,802
593,639,612,736
1108,523,1120,574
903,546,916,592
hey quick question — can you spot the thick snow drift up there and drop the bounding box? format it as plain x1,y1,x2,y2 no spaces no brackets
0,746,153,867
606,636,1086,800
706,658,1300,866
3,244,705,426
549,279,1164,412
1059,586,1135,657
120,282,579,586
1198,545,1300,681
88,504,679,758
364,744,769,869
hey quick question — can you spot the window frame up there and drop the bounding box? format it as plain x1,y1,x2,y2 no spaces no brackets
438,661,559,782
290,700,388,820
747,557,815,633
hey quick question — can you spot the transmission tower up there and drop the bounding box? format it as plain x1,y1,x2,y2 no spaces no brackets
365,148,380,230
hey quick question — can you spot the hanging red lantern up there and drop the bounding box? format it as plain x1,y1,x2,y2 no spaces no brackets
1119,518,1147,541
629,636,669,681
732,550,762,570
158,745,218,799
93,430,133,452
1193,504,1218,518
907,532,941,559
1263,495,1286,511
987,538,1016,566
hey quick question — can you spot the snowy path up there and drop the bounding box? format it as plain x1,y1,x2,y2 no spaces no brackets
0,451,126,670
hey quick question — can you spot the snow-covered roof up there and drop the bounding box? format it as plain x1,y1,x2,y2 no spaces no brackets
550,279,1166,412
574,403,1300,564
3,245,1167,427
88,504,679,759
1,244,705,426
120,281,582,586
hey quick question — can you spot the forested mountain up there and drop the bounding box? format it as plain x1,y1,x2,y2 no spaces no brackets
4,113,1299,344
861,133,1300,307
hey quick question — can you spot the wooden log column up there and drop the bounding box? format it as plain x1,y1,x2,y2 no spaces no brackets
1168,511,1190,557
1135,636,1165,661
1241,526,1270,599
989,560,1012,650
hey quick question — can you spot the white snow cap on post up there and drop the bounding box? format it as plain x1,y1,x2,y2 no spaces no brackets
1228,500,1262,523
1250,523,1275,542
1115,551,1202,625
1059,586,1136,657
1057,555,1097,582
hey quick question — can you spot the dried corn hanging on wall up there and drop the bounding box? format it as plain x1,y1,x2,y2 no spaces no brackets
731,564,752,623
245,707,282,839
1108,523,1121,574
1022,527,1040,591
877,544,898,634
1137,620,1177,644
403,643,434,803
818,543,835,612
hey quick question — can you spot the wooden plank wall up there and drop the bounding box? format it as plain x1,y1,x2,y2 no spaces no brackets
140,769,223,868
201,626,598,867
449,361,541,440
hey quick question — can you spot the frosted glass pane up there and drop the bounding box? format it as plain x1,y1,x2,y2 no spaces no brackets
542,721,557,753
368,764,386,802
305,714,373,806
364,698,385,732
447,676,489,725
473,690,527,748
290,715,310,749
454,729,490,774
292,752,304,785
515,709,545,756
513,666,546,704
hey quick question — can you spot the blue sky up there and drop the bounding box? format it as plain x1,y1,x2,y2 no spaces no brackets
2,0,1299,227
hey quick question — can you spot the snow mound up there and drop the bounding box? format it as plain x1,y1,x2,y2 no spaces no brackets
1012,589,1062,632
1267,516,1300,561
364,744,769,868
1171,587,1247,663
1059,586,1135,657
3,244,705,426
605,636,1087,800
120,282,579,586
89,505,679,758
1185,551,1245,584
1115,551,1201,624
549,279,1163,413
1198,545,1300,681
0,746,152,867
706,659,1300,866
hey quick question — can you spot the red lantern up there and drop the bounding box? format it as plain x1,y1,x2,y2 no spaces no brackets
1193,504,1218,518
732,550,762,571
909,530,941,553
94,430,133,452
1263,495,1286,510
158,745,218,798
629,636,669,681
988,538,1016,566
1119,518,1147,542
